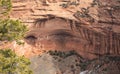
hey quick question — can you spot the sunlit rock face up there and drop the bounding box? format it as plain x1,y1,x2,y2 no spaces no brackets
1,8,120,74
0,0,120,74
24,18,119,74
0,17,97,58
8,0,120,58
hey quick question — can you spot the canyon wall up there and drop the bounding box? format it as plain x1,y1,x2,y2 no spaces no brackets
8,0,120,58
0,0,120,74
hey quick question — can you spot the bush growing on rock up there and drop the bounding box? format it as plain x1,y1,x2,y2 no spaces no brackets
0,49,33,74
0,19,28,42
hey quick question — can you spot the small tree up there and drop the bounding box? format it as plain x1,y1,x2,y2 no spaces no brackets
0,49,33,74
0,1,32,74
0,19,28,42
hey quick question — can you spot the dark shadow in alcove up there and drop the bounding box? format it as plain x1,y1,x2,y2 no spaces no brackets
27,15,120,74
25,35,37,45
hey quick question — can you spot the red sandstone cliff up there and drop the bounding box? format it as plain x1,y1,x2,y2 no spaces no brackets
0,0,120,74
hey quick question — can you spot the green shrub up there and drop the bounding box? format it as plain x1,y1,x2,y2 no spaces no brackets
0,49,33,74
0,19,28,41
0,0,12,15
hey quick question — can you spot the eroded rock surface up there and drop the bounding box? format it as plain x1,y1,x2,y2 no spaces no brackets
30,51,82,74
30,51,120,74
0,0,120,74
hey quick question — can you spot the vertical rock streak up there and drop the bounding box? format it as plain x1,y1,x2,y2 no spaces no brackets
77,25,120,56
34,17,120,56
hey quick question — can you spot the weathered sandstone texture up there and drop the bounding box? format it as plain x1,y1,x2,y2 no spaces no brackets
0,0,120,74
